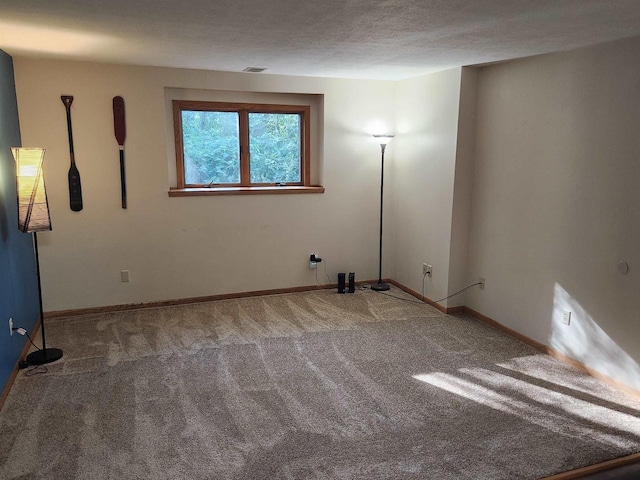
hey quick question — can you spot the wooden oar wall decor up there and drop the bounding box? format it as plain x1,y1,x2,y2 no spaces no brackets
112,96,127,209
61,95,83,212
59,95,131,211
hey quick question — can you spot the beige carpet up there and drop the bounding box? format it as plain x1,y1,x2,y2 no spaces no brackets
1,287,639,479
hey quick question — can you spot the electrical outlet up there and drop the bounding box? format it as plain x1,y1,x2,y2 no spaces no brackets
479,277,485,289
423,263,432,275
8,317,13,336
309,253,317,269
562,310,571,325
121,270,130,283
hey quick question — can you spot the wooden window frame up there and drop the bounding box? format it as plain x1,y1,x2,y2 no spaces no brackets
172,100,318,195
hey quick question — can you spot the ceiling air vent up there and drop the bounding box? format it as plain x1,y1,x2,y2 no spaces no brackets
243,67,267,73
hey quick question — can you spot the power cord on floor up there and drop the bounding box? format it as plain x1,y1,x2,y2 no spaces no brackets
376,291,425,305
25,364,48,377
426,282,483,305
12,327,48,375
315,256,480,306
374,272,483,307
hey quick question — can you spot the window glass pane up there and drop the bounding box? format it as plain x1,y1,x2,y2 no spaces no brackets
181,110,240,184
249,113,301,183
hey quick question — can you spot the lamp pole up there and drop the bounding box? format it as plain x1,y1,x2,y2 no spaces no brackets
26,231,63,365
371,135,394,291
12,147,63,366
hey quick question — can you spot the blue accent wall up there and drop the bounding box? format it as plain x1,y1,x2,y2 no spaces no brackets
0,50,39,394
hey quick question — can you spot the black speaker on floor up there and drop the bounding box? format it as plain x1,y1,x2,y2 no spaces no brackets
348,272,355,293
338,273,346,293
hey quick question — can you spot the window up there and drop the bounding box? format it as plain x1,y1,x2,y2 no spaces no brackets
172,100,321,195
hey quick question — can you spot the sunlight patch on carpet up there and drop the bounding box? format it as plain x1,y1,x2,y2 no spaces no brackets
413,368,638,450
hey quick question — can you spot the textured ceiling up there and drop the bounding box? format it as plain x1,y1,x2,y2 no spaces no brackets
1,0,640,80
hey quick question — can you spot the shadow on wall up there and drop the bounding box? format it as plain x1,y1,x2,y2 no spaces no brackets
549,282,640,390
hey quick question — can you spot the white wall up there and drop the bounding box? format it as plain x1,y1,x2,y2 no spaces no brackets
15,39,640,391
13,59,396,311
465,37,640,389
391,68,468,306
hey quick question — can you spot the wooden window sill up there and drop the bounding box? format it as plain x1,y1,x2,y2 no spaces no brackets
168,185,325,197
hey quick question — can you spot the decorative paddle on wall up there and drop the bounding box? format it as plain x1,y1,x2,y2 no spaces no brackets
61,95,83,212
112,96,127,209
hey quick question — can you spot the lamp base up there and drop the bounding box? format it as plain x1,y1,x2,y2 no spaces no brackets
371,282,390,291
26,348,63,366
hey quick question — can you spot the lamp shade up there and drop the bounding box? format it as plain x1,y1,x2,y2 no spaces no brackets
12,147,52,233
373,134,395,145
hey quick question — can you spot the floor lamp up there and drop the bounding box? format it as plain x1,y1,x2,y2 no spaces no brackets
371,134,394,292
12,147,63,365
